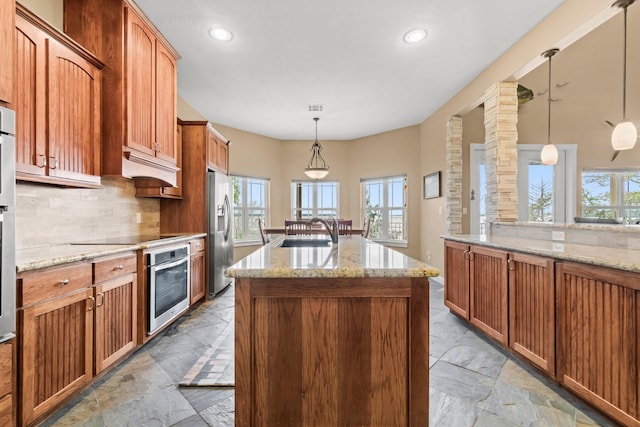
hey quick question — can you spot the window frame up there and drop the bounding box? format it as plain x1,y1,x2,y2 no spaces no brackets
581,168,640,222
232,174,270,246
290,180,339,220
361,175,408,247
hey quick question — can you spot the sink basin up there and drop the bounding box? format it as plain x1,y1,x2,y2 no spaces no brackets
277,239,332,248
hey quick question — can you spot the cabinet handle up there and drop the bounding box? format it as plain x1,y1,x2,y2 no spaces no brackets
49,156,57,169
37,154,47,168
87,296,96,311
507,258,514,271
115,264,124,270
60,278,70,285
96,292,105,308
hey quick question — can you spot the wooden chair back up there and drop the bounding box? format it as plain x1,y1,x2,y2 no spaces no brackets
284,220,312,235
258,218,270,244
337,219,352,235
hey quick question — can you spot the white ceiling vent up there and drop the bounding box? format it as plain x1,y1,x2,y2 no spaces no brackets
307,104,323,112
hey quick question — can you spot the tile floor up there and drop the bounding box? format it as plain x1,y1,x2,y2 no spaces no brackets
42,279,617,426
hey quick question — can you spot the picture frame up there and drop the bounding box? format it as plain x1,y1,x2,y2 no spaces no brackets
423,171,441,199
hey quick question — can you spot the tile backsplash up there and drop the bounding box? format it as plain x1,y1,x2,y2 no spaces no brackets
16,177,160,249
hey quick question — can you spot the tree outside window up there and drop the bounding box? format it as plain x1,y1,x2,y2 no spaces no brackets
582,170,640,222
362,176,407,244
232,176,269,243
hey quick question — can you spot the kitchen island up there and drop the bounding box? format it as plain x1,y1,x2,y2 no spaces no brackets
226,235,439,426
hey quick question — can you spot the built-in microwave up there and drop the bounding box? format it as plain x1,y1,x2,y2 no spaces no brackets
0,105,16,342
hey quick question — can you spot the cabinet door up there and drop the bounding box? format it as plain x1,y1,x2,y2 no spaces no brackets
207,129,218,169
556,262,640,427
154,41,177,165
0,0,14,104
15,15,47,177
443,240,470,319
94,273,137,374
190,249,206,304
47,38,101,186
20,288,94,426
0,339,13,427
126,8,156,157
469,245,508,345
217,138,228,173
508,253,555,375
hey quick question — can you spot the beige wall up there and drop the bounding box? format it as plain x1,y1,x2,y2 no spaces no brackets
18,0,62,29
421,0,615,273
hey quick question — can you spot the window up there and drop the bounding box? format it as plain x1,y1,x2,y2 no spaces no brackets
291,181,338,219
582,169,640,222
232,175,269,244
361,175,407,245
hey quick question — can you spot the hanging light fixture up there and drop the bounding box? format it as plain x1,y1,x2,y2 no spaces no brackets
304,117,330,179
540,48,560,166
611,0,638,151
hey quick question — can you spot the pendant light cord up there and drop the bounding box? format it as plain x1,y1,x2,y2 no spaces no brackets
547,53,552,144
623,5,628,120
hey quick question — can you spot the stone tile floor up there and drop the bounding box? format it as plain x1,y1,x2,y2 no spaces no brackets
43,278,617,426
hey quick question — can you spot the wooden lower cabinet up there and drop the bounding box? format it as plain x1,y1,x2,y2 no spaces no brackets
0,339,15,426
236,277,429,426
443,240,470,319
93,253,138,375
469,245,508,345
556,261,640,427
189,238,206,304
19,286,94,425
508,252,555,376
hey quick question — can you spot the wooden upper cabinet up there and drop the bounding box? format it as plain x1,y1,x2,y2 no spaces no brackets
63,0,180,186
126,8,156,157
0,0,15,105
155,42,177,164
15,7,103,188
206,125,229,174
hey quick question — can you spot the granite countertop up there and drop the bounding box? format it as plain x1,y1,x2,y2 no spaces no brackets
443,234,640,274
226,235,439,279
16,233,206,273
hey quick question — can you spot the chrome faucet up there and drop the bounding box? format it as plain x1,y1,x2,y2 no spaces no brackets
308,217,339,243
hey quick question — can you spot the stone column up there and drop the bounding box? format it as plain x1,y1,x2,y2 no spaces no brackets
484,82,518,224
446,116,463,234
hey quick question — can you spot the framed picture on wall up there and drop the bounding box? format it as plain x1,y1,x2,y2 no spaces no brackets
423,171,441,199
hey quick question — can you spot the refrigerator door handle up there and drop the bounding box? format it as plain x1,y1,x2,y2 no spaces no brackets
223,194,232,242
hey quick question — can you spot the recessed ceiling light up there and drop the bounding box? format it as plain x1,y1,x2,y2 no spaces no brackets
403,29,427,44
209,27,233,42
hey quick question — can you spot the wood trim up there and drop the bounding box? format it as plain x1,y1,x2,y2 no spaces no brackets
409,277,429,424
235,277,251,426
17,3,104,68
250,277,412,298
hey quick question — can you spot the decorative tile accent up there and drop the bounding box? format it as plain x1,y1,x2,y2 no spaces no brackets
446,116,464,234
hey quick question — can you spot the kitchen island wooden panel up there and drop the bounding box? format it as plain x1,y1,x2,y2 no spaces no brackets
229,236,437,426
236,277,428,426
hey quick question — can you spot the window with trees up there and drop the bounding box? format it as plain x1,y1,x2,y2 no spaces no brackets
582,170,640,222
361,175,407,245
291,181,339,219
232,175,269,244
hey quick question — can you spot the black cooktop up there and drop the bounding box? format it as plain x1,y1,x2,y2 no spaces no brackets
70,235,177,245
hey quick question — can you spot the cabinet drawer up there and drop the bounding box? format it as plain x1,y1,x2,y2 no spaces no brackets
190,238,205,253
19,263,92,307
94,254,137,284
0,341,11,398
0,394,12,427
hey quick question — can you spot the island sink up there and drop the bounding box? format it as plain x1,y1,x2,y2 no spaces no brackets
276,238,331,248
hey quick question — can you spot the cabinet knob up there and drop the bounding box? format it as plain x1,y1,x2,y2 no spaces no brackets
60,278,70,285
49,156,57,169
115,264,124,270
37,154,47,168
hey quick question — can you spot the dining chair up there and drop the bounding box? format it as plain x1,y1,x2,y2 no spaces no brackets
337,219,352,235
258,218,270,244
284,219,312,235
362,217,371,239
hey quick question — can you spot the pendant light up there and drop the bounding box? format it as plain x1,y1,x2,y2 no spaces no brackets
611,0,637,151
304,117,330,179
540,48,560,166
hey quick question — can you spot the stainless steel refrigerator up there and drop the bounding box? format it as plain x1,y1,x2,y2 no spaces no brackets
207,171,234,297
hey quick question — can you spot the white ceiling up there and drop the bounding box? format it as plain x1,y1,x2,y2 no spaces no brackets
135,0,564,140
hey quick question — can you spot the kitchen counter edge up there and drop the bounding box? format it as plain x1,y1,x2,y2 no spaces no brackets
16,233,207,273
